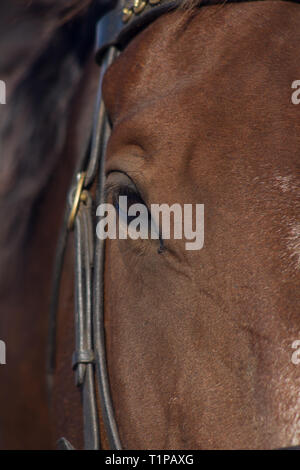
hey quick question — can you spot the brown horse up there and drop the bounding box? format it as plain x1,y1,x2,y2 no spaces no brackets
1,0,300,450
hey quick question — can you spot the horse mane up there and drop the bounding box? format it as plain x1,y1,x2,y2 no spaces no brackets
0,0,104,289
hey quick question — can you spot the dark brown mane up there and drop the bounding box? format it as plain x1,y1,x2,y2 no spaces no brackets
0,0,105,288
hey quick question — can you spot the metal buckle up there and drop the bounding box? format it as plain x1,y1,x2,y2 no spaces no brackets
68,172,88,231
122,0,162,23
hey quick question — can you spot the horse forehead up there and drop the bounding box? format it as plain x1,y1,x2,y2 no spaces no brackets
102,12,190,116
102,2,300,120
102,9,228,114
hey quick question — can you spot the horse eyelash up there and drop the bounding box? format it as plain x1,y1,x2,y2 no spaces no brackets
104,181,165,254
104,182,144,207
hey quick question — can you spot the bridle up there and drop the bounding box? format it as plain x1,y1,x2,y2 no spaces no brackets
48,0,186,450
47,0,300,451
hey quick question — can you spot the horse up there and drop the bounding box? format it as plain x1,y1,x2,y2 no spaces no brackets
0,0,300,449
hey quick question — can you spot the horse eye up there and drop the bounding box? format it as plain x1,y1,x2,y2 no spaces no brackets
112,187,146,225
104,171,164,253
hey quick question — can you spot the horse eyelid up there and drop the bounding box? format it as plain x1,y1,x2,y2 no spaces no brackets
103,178,164,252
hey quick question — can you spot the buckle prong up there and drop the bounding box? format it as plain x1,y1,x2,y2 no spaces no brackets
68,172,86,230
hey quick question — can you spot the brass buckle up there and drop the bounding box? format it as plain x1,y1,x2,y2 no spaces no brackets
68,172,87,231
122,0,161,23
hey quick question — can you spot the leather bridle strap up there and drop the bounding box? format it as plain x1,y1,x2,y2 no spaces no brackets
92,46,122,450
48,45,120,450
72,190,99,449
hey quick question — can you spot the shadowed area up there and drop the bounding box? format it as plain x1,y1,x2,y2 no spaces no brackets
0,0,105,449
